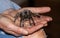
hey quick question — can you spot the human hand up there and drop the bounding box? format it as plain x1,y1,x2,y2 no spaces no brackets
0,7,52,36
23,16,52,38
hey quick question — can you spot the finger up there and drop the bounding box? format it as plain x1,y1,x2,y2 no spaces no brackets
34,19,48,27
4,30,20,36
40,16,52,22
0,22,28,36
33,16,52,23
24,16,52,34
25,22,46,34
0,23,20,36
32,16,52,26
0,17,28,35
18,7,51,13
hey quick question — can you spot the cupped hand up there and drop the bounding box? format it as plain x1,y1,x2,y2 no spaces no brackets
0,7,52,36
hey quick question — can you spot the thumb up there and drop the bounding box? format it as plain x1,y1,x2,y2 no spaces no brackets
0,16,28,35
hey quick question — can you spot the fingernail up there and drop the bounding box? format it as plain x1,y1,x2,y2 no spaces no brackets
47,17,52,21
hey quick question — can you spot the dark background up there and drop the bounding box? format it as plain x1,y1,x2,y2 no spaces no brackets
13,0,60,38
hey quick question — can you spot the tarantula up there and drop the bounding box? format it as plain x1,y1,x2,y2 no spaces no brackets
14,9,41,27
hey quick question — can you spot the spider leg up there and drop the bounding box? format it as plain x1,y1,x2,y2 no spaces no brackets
20,18,24,27
30,17,35,26
14,13,20,22
29,18,32,26
14,17,18,22
32,13,40,18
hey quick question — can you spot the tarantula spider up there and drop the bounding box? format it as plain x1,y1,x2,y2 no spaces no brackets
14,9,41,27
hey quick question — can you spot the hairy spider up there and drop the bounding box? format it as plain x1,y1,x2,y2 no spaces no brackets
14,9,40,27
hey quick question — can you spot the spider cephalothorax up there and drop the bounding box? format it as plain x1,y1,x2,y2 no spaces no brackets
14,10,40,27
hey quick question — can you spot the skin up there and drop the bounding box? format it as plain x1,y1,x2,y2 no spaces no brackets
0,7,52,38
23,16,51,38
